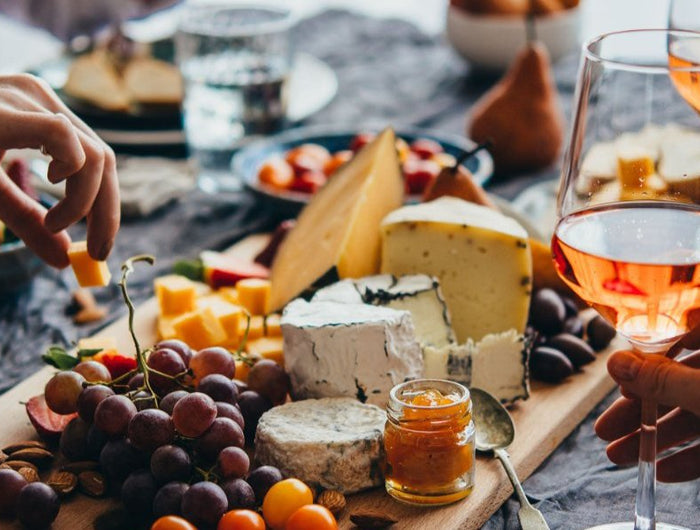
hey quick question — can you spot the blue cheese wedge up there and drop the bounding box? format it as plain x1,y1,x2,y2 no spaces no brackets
313,274,455,347
281,299,423,406
254,397,386,494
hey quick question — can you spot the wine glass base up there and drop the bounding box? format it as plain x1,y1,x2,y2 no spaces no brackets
587,523,690,530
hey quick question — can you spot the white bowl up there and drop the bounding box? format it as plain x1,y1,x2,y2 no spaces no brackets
445,4,582,71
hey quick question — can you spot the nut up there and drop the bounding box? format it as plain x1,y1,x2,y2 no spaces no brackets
17,466,40,483
3,460,38,474
349,510,397,528
317,490,346,517
71,288,107,324
48,471,78,497
79,470,107,497
61,461,100,474
7,447,54,468
0,450,7,464
2,441,49,454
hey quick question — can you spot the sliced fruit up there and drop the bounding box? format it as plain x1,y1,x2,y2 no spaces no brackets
26,394,77,441
92,349,138,379
201,251,269,289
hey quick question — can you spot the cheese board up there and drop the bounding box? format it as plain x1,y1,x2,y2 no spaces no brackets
0,233,624,530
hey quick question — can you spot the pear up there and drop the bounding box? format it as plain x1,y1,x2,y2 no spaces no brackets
423,165,496,209
468,41,564,176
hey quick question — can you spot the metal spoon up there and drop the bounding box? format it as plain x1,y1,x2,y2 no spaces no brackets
470,388,550,530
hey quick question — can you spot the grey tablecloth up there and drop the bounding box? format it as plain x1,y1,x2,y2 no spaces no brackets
0,10,697,529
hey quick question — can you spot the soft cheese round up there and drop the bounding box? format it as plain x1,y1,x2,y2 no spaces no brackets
254,397,386,494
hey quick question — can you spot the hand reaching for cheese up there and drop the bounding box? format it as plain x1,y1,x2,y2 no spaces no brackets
0,74,120,268
594,349,700,482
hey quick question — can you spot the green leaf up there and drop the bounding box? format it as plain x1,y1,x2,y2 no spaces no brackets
77,348,103,359
173,259,204,282
42,346,79,370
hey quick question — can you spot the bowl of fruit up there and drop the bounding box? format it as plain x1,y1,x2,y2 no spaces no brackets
233,125,493,215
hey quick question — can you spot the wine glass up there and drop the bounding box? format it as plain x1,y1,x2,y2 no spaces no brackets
552,29,700,530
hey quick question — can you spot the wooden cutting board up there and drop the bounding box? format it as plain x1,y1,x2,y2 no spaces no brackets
0,234,624,530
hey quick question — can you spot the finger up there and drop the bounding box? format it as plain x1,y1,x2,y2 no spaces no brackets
85,150,120,260
0,168,71,268
607,350,700,416
657,443,700,483
594,396,673,441
605,408,700,466
44,133,104,234
0,107,85,179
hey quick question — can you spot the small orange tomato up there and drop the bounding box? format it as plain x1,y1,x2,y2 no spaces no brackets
322,150,353,176
262,478,314,530
258,158,295,189
217,509,265,530
151,515,197,530
285,504,338,530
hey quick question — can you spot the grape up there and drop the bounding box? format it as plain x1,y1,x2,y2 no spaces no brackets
197,373,238,404
246,465,282,502
156,339,193,367
152,481,189,518
194,417,245,461
94,394,137,436
217,446,249,479
77,384,114,423
247,359,289,405
232,379,248,394
215,402,245,430
121,470,158,514
128,372,144,390
132,390,157,411
100,439,144,482
16,482,60,529
86,425,109,459
73,360,112,383
159,390,189,415
0,469,28,516
180,481,228,528
60,416,90,461
190,347,235,380
44,371,86,414
237,390,272,443
148,348,187,395
150,445,191,484
128,409,175,452
220,478,255,510
171,392,217,438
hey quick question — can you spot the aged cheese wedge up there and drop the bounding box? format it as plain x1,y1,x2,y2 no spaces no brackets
381,197,532,343
67,241,111,287
269,128,404,310
123,56,183,105
64,51,130,112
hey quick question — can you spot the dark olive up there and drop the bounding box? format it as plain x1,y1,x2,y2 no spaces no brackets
587,315,617,351
529,289,566,336
530,346,574,383
546,333,596,368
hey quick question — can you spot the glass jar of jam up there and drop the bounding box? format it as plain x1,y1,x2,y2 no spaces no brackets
384,379,475,506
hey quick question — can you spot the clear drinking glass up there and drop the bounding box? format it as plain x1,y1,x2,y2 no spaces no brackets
175,4,293,193
552,29,700,530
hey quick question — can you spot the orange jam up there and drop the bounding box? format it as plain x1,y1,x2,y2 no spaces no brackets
384,379,475,506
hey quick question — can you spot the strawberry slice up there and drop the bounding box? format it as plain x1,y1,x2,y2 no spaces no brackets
26,394,77,441
201,251,269,289
93,349,138,379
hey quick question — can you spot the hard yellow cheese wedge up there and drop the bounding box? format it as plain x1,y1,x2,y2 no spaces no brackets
381,197,532,343
67,241,111,287
269,127,404,310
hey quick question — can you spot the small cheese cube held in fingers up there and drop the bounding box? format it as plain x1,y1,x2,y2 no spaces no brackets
67,241,111,287
236,278,272,315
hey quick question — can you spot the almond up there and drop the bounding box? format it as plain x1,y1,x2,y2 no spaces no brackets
2,441,49,454
317,490,346,517
3,460,38,474
0,450,7,464
48,471,78,497
17,466,40,483
79,470,107,497
7,447,54,468
74,306,107,324
349,510,397,529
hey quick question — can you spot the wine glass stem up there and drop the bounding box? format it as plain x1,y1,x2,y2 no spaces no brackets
634,397,657,530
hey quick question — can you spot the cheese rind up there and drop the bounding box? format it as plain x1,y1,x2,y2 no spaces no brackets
381,197,532,342
281,299,423,406
254,397,386,494
269,128,404,310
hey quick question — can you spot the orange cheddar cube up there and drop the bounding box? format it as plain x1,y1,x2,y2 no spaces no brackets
208,301,244,344
238,315,265,341
246,337,284,365
156,315,177,341
263,314,282,337
217,287,240,304
155,275,197,316
67,241,111,287
236,279,271,316
172,308,227,350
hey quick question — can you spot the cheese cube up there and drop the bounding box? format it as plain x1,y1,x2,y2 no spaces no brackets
617,149,655,199
67,241,111,287
246,337,284,365
208,301,244,344
155,275,197,316
156,315,177,341
218,287,240,304
264,314,282,337
269,128,404,311
381,197,532,343
239,315,265,341
236,279,271,316
235,359,251,383
172,308,227,350
77,336,118,352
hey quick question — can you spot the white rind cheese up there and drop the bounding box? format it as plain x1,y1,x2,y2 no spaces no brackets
380,197,532,343
281,299,423,406
313,274,455,347
254,398,386,494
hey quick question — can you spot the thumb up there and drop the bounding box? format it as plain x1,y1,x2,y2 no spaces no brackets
608,350,700,417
